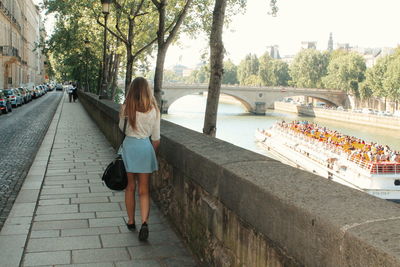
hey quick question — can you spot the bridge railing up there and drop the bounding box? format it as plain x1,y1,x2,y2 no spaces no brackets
78,91,400,267
161,83,348,93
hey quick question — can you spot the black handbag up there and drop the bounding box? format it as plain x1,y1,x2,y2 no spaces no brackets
102,118,128,191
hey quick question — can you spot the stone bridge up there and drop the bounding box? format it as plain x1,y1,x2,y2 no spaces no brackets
161,84,350,114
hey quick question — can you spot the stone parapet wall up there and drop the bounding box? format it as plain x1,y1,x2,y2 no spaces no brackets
77,91,125,148
274,102,300,114
274,101,400,130
300,107,400,130
78,91,400,267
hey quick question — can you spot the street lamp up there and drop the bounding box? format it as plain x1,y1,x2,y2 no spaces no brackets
101,0,112,14
99,0,112,98
84,38,90,92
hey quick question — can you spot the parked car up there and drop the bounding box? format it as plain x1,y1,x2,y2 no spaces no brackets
336,106,345,111
3,88,23,107
362,108,374,114
0,89,12,114
55,84,63,91
393,110,400,117
383,111,393,116
35,86,44,97
14,88,25,105
46,84,54,91
38,85,47,95
19,87,32,103
31,86,40,99
25,88,33,101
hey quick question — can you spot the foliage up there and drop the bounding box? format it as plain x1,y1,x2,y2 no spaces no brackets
243,74,262,86
186,64,209,83
237,54,259,85
360,55,392,99
258,53,289,86
222,59,238,84
114,86,125,104
323,51,366,95
383,53,400,101
289,49,329,88
46,14,103,92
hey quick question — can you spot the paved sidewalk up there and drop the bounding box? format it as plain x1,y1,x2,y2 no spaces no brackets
0,93,197,267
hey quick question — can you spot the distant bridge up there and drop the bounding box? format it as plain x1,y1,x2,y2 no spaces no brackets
160,84,350,114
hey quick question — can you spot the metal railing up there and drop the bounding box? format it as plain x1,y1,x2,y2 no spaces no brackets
0,46,20,59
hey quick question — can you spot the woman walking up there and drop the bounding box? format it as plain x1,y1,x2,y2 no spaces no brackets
119,77,160,241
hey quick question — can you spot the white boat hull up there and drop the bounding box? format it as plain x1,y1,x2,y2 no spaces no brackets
255,129,400,200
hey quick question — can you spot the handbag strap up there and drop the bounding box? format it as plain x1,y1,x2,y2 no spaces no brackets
121,118,127,148
123,117,127,136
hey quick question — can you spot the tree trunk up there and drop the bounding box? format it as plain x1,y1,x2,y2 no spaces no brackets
203,0,227,137
124,17,135,96
125,52,133,96
154,49,167,109
152,0,193,110
97,63,102,94
111,54,120,99
153,0,166,109
107,53,114,84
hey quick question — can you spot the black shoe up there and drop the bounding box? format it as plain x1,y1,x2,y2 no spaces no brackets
126,223,136,231
139,222,149,241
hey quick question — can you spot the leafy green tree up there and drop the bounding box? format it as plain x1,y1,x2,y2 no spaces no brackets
45,13,103,93
323,51,366,95
151,0,194,107
358,81,373,100
289,49,329,88
237,54,259,85
186,65,209,83
243,74,262,86
383,55,400,103
270,60,290,86
258,53,289,86
361,55,392,100
162,70,185,83
222,60,238,84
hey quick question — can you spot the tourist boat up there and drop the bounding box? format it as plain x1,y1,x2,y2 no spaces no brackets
255,121,400,200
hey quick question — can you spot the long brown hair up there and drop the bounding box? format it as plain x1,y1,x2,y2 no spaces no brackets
122,77,159,129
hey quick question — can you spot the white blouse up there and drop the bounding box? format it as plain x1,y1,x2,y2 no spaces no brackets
119,106,160,141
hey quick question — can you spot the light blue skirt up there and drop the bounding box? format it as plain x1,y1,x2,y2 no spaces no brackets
118,136,158,173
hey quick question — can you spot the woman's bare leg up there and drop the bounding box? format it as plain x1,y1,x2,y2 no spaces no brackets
125,173,136,224
138,173,150,223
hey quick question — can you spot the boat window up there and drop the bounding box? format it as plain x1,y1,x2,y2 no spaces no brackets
394,180,400,186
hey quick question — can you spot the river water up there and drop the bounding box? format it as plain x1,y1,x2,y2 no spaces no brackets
163,94,400,159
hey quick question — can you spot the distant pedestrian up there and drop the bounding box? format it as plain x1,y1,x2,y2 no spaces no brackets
68,86,74,102
119,77,160,241
72,86,78,102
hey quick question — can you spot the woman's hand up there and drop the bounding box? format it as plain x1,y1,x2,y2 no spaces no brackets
152,140,160,152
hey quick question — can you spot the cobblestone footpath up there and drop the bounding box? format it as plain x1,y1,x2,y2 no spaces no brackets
0,92,63,230
0,94,198,266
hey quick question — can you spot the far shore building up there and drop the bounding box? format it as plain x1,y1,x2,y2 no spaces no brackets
266,45,281,59
301,41,317,50
0,0,46,89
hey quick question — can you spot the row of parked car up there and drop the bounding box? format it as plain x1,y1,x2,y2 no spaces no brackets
0,84,54,114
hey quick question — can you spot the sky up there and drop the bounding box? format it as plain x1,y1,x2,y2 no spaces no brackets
34,0,400,69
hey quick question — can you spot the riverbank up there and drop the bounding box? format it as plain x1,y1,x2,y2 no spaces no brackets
274,102,400,131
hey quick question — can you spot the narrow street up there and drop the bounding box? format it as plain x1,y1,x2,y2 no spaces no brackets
0,91,63,229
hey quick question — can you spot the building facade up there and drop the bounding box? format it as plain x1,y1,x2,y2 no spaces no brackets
0,0,46,89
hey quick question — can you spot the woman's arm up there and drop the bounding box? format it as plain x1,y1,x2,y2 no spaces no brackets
150,109,161,152
151,140,160,152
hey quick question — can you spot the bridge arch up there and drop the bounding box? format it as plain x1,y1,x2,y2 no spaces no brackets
162,89,254,114
273,94,341,107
